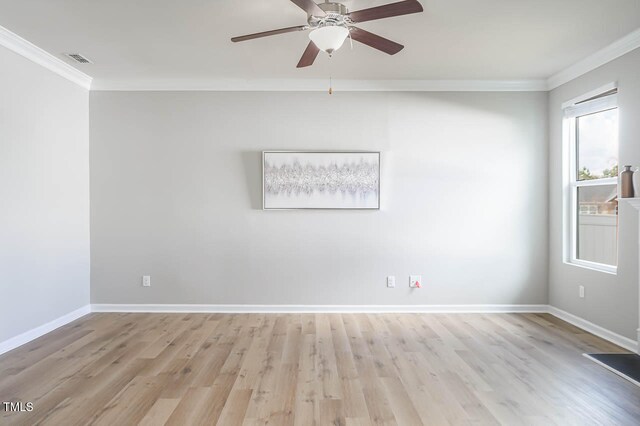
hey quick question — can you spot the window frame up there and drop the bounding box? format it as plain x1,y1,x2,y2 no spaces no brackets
562,84,619,274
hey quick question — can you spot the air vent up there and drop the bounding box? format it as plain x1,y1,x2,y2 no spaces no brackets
64,53,93,64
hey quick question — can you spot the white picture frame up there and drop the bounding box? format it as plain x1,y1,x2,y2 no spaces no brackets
262,151,381,210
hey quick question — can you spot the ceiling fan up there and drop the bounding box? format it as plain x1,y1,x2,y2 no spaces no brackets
231,0,423,68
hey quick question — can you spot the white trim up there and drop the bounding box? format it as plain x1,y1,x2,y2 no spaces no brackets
0,21,636,93
561,82,618,109
90,303,548,314
2,304,636,359
548,306,638,352
88,304,639,354
563,94,618,118
562,93,619,274
622,198,640,210
572,177,618,188
548,28,640,90
0,305,91,356
562,113,572,262
583,354,640,387
90,78,547,92
64,27,640,92
621,198,640,354
563,259,617,275
0,25,92,90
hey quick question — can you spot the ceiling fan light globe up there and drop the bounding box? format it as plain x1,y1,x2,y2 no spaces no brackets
309,26,349,54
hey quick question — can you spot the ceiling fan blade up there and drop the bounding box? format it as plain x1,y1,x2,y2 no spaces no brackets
297,41,320,68
348,0,423,23
349,27,404,55
290,0,326,16
231,25,307,42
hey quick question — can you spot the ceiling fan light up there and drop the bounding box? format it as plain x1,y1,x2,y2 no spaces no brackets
309,26,349,55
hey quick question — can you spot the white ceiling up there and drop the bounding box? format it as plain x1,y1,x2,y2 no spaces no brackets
0,0,639,86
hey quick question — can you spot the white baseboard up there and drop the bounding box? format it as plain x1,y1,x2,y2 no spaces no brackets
2,304,635,357
547,306,638,353
90,303,549,314
95,304,637,353
0,305,91,356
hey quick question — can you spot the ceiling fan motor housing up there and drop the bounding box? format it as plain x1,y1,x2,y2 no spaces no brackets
308,2,351,28
318,2,348,15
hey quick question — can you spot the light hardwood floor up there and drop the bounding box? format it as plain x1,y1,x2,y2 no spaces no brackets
1,313,639,425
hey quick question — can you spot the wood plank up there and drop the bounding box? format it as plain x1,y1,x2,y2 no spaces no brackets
0,312,638,425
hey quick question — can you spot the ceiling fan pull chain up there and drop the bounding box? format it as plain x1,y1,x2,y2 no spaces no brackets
329,76,333,95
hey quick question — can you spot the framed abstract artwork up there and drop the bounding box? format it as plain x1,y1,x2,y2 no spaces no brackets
262,151,380,210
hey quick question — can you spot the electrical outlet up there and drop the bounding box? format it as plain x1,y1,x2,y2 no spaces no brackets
410,275,422,288
387,276,396,288
579,285,585,298
142,276,151,287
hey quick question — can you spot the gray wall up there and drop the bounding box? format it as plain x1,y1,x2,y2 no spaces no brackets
90,91,548,306
549,48,640,340
0,46,90,342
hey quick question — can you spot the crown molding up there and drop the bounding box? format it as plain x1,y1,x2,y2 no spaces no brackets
90,78,547,92
0,25,92,90
547,27,640,90
2,19,637,93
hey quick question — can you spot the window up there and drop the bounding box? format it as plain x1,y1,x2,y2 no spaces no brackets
563,86,618,273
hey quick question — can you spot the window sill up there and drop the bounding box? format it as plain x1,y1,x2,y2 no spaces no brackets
564,259,617,275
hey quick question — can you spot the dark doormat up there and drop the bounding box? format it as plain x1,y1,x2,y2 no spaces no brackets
584,353,640,387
